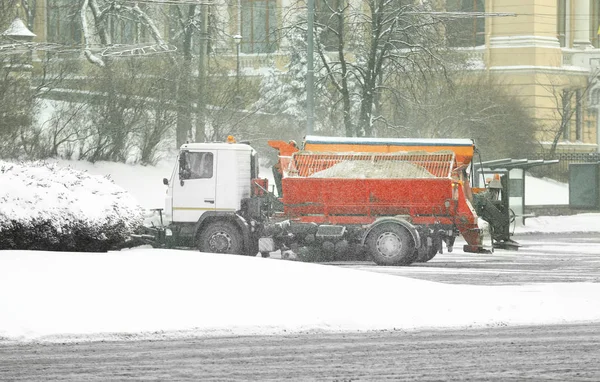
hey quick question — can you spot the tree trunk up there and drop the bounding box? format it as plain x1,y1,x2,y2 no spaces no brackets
175,6,196,148
195,3,208,143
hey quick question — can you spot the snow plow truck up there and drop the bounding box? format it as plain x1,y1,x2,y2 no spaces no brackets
145,135,494,266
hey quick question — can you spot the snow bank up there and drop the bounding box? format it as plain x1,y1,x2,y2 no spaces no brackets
525,174,569,205
515,213,600,234
0,161,144,251
1,248,599,343
49,158,175,210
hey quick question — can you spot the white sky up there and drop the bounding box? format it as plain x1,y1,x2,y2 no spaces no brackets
1,159,599,343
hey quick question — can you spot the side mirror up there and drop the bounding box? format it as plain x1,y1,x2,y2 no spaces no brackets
163,178,169,186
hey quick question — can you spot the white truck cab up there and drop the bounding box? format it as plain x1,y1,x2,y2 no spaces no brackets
164,141,256,225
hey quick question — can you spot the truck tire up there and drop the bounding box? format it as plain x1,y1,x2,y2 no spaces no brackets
198,221,243,255
366,223,417,266
414,246,437,263
245,238,259,257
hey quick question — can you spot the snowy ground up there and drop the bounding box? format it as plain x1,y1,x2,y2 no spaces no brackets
1,159,599,343
2,247,600,343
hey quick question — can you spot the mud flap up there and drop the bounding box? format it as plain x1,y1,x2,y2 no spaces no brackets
463,218,493,254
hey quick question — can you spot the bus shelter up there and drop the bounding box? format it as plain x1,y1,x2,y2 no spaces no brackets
473,158,559,226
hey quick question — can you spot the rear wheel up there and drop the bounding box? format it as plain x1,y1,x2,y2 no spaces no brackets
198,221,243,255
414,236,442,263
366,223,417,266
245,236,259,257
414,246,438,263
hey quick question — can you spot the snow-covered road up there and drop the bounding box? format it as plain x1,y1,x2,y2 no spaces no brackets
1,231,600,343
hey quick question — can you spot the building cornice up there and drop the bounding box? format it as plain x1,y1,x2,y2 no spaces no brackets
490,36,561,50
489,65,589,75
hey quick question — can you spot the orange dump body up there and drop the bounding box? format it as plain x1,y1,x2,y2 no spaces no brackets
281,176,480,249
265,146,483,251
283,177,453,222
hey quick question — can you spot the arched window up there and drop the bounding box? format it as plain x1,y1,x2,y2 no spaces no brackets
591,88,600,106
557,0,566,47
445,0,485,47
47,0,82,45
108,14,148,45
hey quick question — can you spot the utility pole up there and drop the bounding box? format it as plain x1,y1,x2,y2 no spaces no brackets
306,0,315,135
233,0,242,108
234,34,241,95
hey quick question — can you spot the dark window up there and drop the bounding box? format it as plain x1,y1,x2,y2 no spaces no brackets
445,0,485,47
562,89,571,141
315,0,345,52
109,16,139,44
591,0,600,47
576,89,583,141
592,88,600,106
47,0,82,45
108,4,150,45
558,0,566,47
241,0,277,53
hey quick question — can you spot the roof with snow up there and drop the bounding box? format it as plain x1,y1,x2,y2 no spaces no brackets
180,142,253,152
2,17,36,38
474,158,560,170
304,135,475,147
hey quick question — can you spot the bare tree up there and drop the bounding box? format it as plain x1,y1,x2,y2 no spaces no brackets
280,0,451,137
0,0,37,158
539,71,598,157
391,71,539,160
0,65,34,157
0,1,36,27
76,1,244,148
168,4,199,147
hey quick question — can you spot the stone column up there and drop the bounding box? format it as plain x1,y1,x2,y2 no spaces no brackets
573,0,592,48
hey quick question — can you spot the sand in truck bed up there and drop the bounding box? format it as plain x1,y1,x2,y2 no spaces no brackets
309,160,435,179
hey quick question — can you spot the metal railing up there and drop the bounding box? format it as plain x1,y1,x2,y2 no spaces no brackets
529,152,600,182
282,151,456,179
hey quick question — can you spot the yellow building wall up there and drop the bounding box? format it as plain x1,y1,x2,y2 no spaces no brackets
485,0,598,152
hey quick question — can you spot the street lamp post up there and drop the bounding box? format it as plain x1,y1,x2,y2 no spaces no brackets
233,34,242,94
306,0,315,135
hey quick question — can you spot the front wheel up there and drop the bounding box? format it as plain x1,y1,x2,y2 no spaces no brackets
366,223,417,266
198,221,243,255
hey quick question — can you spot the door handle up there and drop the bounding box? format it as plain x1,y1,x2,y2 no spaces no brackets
204,199,215,204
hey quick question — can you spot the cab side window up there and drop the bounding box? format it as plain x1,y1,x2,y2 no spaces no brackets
188,152,213,179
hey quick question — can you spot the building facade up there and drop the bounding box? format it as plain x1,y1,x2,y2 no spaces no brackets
484,0,600,153
13,0,600,153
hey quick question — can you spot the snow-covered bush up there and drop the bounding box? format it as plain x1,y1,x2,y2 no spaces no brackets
0,161,144,252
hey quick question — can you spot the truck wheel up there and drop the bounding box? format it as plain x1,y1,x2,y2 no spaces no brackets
366,223,416,266
198,221,242,255
414,246,437,263
245,239,259,257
